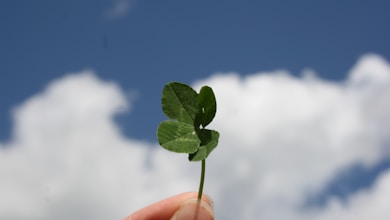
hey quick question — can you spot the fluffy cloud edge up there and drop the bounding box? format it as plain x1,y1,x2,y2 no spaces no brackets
1,54,390,220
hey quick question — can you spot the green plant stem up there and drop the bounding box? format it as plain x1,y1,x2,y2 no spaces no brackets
197,159,206,200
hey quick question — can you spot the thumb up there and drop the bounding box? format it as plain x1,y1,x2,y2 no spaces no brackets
171,198,214,220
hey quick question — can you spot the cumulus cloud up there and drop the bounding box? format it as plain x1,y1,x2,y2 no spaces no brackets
0,71,197,219
1,54,390,220
193,54,390,220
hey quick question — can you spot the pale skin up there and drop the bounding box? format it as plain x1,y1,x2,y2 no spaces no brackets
124,192,214,220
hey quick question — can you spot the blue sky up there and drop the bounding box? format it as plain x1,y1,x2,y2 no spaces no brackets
1,0,389,141
1,1,390,220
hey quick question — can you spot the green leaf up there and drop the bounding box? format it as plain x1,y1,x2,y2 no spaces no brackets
157,120,200,153
161,82,199,125
188,145,207,161
189,129,219,161
198,86,216,128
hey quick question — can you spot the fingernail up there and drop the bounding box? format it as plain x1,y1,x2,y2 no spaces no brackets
171,198,214,220
203,194,214,210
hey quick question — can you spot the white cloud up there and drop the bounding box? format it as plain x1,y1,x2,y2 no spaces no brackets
104,0,133,20
1,54,390,220
194,54,390,220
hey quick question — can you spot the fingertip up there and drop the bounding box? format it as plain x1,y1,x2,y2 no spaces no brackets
201,194,214,210
171,198,214,220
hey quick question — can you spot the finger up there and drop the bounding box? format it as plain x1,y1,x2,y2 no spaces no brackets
124,192,213,220
170,198,214,220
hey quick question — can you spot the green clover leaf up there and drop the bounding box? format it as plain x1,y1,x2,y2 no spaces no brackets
157,120,200,153
197,86,217,128
161,82,198,125
157,81,220,200
189,129,219,161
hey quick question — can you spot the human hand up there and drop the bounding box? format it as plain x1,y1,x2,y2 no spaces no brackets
124,192,214,220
